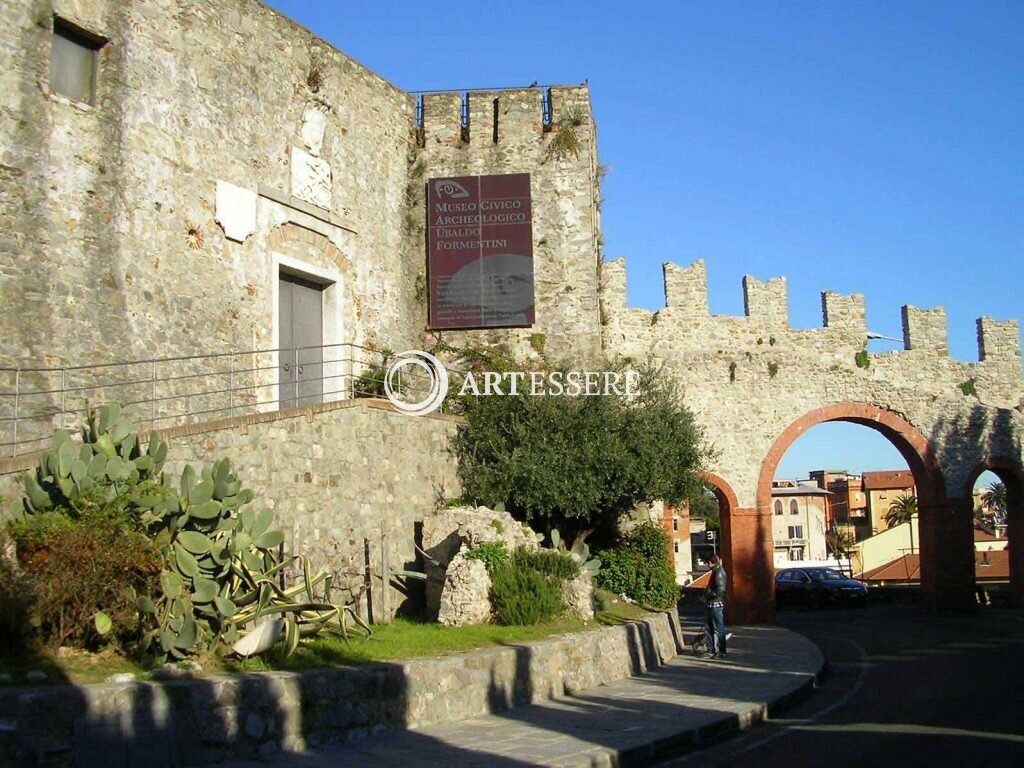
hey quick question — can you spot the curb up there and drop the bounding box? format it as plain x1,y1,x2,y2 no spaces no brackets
571,635,827,768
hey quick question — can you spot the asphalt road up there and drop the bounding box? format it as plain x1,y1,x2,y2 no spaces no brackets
664,601,1024,767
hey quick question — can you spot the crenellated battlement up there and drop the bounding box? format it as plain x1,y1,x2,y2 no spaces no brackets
902,305,948,353
744,275,789,327
600,258,1023,380
978,316,1022,363
418,86,592,148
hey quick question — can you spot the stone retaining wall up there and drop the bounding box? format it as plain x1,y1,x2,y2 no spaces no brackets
0,611,684,767
0,399,461,621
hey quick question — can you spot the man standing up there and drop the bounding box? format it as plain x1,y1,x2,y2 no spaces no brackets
704,553,728,659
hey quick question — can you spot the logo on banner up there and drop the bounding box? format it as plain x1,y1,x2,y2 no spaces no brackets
433,180,470,199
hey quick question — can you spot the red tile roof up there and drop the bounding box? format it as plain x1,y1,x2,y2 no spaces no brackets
863,550,1009,583
862,470,916,490
863,554,921,582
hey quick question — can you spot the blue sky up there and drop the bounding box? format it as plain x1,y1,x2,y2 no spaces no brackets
267,1,1021,481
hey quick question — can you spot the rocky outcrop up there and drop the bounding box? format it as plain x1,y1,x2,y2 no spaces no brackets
422,505,538,620
437,551,491,627
562,569,595,621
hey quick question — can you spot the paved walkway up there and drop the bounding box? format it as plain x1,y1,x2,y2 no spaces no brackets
220,623,824,768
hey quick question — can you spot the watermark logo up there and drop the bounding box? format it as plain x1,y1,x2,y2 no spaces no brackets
383,349,640,416
384,350,449,417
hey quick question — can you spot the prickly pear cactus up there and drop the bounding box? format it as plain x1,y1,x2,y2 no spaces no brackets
18,404,368,661
21,403,167,515
139,456,369,661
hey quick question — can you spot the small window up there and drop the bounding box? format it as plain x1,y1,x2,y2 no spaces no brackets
790,499,799,515
673,541,680,554
774,500,783,516
50,18,105,104
788,525,804,539
672,516,679,532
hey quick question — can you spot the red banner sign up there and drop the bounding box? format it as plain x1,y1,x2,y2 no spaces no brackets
427,173,534,329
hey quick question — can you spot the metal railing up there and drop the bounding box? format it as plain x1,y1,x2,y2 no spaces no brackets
0,343,460,458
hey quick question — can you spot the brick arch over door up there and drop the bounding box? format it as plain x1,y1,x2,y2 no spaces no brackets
268,222,364,350
702,471,739,514
963,457,1024,605
700,472,752,622
268,224,352,277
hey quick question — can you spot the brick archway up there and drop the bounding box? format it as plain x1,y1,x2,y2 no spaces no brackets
700,472,763,625
702,471,740,513
748,403,977,616
963,457,1024,605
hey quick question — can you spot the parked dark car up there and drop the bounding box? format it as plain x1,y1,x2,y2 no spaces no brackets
775,567,868,609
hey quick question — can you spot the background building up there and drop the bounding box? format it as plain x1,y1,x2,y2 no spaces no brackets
862,470,916,534
771,482,829,566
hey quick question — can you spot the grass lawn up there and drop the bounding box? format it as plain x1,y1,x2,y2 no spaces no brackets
228,595,654,673
0,594,659,686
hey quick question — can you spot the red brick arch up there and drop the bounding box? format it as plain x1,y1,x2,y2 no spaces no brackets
962,457,1024,605
757,403,946,510
702,471,739,514
961,456,1024,497
268,224,352,276
744,402,978,617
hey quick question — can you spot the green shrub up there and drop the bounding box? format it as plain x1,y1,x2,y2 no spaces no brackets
487,548,578,625
465,541,509,573
453,361,709,550
513,548,580,582
596,522,678,609
12,514,162,650
490,556,566,626
353,349,394,398
6,511,75,551
354,365,387,397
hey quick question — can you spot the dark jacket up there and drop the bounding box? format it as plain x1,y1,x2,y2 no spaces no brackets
706,563,727,602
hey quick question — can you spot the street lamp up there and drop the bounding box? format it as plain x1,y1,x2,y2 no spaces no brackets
866,331,903,344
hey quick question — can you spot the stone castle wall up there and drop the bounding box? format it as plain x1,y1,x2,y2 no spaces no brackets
1,0,419,370
0,0,603,383
413,87,604,364
601,257,1024,618
600,257,1024,506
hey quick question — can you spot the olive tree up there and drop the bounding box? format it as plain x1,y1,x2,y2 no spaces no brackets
452,363,711,548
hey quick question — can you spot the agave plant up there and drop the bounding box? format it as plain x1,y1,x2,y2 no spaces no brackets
19,404,370,660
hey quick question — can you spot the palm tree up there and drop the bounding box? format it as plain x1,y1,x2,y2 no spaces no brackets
825,526,857,576
981,481,1007,523
885,492,917,529
826,526,856,557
